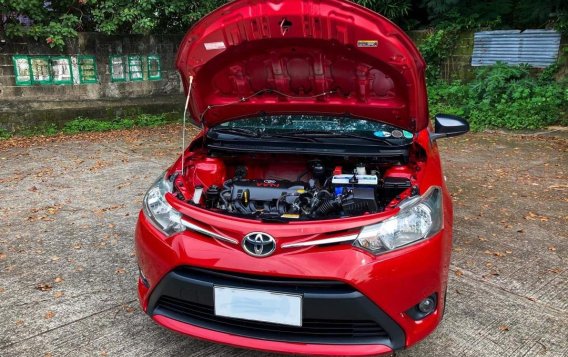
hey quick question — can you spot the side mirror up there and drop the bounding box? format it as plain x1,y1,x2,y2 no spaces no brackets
431,114,469,141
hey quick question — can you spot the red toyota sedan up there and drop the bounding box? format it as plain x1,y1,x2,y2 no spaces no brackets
135,0,469,355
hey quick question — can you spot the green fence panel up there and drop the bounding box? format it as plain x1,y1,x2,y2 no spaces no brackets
51,56,73,85
78,55,98,84
12,55,32,86
128,55,144,81
110,56,126,82
30,57,51,84
147,55,162,80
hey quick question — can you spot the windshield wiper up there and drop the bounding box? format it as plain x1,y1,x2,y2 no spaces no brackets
210,127,260,138
276,131,398,146
260,133,319,142
211,128,408,146
211,128,319,142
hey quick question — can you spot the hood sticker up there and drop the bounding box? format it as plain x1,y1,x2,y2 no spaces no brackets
374,131,392,138
204,41,226,50
357,40,378,48
391,130,403,138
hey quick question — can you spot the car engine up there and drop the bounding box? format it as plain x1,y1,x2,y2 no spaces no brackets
177,157,414,221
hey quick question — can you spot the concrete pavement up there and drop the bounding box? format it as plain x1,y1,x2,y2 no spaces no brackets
0,127,566,356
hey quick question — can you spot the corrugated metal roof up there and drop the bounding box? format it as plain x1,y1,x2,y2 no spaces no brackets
472,30,561,68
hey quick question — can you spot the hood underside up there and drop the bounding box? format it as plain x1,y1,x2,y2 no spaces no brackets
176,0,428,132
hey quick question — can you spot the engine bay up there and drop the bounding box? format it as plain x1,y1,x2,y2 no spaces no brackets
173,152,418,221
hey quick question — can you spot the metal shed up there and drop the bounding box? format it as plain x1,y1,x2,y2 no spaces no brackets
472,29,561,68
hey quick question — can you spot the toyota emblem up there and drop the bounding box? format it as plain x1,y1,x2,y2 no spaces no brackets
242,232,276,257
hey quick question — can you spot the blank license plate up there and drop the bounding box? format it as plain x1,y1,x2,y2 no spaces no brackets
214,286,302,327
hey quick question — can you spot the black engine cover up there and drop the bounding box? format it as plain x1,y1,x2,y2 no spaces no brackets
342,187,379,214
230,180,306,204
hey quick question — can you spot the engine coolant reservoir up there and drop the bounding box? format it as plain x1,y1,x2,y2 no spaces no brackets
192,157,227,189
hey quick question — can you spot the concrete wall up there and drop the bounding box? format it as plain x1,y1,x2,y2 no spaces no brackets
0,33,185,131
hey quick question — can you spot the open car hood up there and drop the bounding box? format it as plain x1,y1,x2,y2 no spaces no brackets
176,0,428,132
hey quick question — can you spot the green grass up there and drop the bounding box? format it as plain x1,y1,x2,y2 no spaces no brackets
0,128,12,140
62,113,169,134
0,113,176,140
18,123,59,137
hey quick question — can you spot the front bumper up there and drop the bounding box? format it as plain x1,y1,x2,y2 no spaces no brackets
136,211,452,355
148,266,404,347
154,314,394,356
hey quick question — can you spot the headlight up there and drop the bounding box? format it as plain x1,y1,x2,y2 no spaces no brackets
354,187,443,254
142,173,183,235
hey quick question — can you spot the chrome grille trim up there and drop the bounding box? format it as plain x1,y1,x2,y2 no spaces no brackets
181,219,239,245
281,234,358,249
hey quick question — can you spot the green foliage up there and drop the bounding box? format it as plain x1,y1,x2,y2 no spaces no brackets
0,0,90,50
0,128,12,140
355,0,411,21
91,0,228,35
1,113,173,139
554,13,568,36
18,123,59,137
135,113,169,127
420,0,568,33
428,63,568,130
416,9,496,82
90,0,412,34
62,118,119,133
62,113,169,134
2,0,567,46
418,27,459,81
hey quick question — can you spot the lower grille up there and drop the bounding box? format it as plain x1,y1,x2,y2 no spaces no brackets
157,295,388,338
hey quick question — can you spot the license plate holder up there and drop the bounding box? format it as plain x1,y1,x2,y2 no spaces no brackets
214,285,302,327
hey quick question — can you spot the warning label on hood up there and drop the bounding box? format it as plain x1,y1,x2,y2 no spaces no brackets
204,41,226,50
357,40,378,48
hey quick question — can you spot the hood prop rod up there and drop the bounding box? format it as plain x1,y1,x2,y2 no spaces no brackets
180,75,194,176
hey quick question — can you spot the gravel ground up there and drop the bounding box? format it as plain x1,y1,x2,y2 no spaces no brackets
0,126,566,357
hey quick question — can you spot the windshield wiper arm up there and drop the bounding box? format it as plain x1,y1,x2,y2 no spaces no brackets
260,133,320,142
212,128,320,142
210,128,260,138
210,129,406,146
281,131,396,145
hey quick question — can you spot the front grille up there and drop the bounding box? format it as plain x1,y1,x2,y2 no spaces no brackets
157,295,388,338
177,266,355,291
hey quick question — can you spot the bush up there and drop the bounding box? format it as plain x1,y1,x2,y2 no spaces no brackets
428,63,568,131
135,113,168,127
19,123,59,137
62,113,170,134
419,27,461,82
0,128,12,140
63,118,116,133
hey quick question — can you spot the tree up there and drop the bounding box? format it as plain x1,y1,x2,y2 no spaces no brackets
90,0,412,35
356,0,412,21
0,0,93,49
1,0,566,49
91,0,227,35
421,0,568,31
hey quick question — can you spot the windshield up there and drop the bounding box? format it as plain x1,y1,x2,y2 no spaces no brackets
214,115,414,141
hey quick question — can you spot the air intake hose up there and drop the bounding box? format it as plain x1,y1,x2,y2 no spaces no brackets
315,199,341,216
